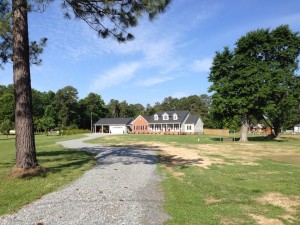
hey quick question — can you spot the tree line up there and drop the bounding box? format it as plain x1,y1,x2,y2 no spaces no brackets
0,84,212,133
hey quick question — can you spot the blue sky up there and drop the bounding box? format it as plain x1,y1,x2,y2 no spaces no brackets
2,0,300,105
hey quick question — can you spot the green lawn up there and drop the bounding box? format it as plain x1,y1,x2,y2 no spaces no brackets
0,134,96,216
88,134,300,225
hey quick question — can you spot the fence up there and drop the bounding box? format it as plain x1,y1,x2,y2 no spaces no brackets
203,128,229,136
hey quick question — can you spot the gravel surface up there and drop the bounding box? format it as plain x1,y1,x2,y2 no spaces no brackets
0,134,169,225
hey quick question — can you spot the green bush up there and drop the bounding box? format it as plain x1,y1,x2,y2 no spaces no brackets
64,129,90,135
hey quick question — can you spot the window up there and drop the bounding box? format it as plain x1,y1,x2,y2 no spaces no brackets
154,114,158,120
162,112,169,120
187,125,192,130
173,113,178,120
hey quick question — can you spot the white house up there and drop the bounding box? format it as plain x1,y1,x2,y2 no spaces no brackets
131,110,204,134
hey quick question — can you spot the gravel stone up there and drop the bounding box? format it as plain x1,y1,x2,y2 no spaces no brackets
0,134,169,225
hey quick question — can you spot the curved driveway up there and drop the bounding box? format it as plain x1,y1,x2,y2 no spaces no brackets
0,134,169,225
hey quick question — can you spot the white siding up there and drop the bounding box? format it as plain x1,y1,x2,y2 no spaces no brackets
110,125,127,134
194,118,204,133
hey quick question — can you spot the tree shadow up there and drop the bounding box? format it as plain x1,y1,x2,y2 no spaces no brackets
247,136,287,142
210,136,287,142
37,149,96,174
0,136,15,141
81,146,161,166
210,137,239,142
158,154,205,167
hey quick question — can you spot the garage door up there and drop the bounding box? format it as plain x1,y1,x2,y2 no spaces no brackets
110,126,124,134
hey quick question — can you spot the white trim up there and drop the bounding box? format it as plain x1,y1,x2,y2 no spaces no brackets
162,112,169,120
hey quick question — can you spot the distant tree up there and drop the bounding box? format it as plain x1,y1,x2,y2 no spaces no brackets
0,92,14,123
282,104,300,130
0,119,13,138
144,104,156,116
107,99,121,118
39,117,55,135
152,101,162,112
54,86,79,127
119,101,129,118
43,105,56,120
79,93,108,130
159,96,179,111
32,89,50,120
126,103,145,117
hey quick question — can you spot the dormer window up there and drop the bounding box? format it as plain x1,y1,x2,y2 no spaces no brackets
173,113,178,120
154,114,159,120
162,112,169,120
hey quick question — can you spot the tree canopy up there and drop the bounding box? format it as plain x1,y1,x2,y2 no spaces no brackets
209,25,300,140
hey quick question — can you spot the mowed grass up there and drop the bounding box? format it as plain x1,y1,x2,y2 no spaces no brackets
0,134,96,216
88,134,300,225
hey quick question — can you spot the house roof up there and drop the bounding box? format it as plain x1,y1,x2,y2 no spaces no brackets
146,110,190,124
295,123,300,127
185,114,200,124
94,118,133,126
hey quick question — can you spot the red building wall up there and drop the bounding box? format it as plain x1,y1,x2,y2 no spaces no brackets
131,115,149,134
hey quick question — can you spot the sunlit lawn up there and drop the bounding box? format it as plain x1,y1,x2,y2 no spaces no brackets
88,133,300,225
0,134,96,216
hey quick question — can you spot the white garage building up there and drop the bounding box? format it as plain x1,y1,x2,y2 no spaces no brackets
94,118,133,134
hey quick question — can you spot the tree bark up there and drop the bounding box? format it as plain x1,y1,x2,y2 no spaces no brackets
239,114,249,142
13,0,38,169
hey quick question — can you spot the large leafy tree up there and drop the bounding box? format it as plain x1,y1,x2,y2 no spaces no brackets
209,25,300,141
259,26,300,136
1,0,171,171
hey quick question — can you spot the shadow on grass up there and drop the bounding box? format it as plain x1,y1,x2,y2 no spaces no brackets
210,136,287,142
158,154,205,168
0,136,15,141
37,149,96,174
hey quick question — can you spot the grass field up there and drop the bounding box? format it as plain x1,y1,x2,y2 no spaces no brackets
0,134,96,216
88,134,300,225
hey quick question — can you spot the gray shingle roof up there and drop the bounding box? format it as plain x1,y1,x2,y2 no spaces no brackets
94,118,133,126
185,114,200,124
295,123,300,127
146,110,190,124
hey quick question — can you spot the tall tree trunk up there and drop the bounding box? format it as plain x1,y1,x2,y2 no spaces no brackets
13,0,38,169
272,120,281,138
239,114,249,142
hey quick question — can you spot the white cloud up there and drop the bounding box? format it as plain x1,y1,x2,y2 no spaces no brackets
90,62,141,91
190,58,212,73
136,76,174,87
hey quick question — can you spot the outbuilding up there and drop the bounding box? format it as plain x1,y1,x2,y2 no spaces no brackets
94,118,133,134
294,123,300,133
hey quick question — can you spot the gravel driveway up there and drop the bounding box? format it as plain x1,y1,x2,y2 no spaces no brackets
0,134,169,225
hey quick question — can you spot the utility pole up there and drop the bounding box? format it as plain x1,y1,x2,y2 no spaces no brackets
90,111,93,133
